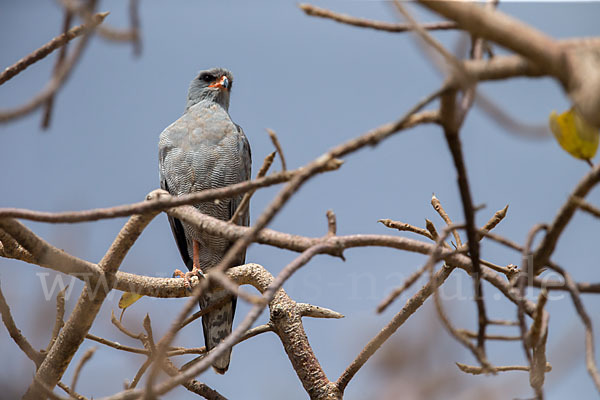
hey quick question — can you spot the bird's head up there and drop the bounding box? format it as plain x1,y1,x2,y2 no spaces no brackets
186,67,234,111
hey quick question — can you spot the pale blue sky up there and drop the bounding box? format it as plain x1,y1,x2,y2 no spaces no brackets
1,1,599,399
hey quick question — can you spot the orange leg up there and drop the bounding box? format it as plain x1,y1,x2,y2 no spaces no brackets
173,240,204,291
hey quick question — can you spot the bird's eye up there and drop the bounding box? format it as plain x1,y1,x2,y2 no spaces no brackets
199,74,214,82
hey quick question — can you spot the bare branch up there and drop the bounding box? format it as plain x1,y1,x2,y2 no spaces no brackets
85,333,148,355
534,163,600,271
456,362,551,375
337,265,454,393
0,12,108,86
0,283,44,367
0,11,101,123
299,3,457,33
0,159,341,223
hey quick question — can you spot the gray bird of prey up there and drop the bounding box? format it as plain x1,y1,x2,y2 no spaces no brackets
158,67,251,374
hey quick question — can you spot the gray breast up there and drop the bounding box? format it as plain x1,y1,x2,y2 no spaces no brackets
159,101,249,270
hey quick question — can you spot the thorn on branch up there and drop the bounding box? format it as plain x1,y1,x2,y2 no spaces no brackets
425,219,440,241
297,303,344,319
480,204,509,237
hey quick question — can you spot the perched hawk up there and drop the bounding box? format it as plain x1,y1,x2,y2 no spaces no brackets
158,67,251,373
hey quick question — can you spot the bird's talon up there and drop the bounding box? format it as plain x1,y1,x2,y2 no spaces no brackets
173,268,196,291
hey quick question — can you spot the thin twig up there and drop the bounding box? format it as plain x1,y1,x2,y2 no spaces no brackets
457,329,521,341
376,263,429,313
267,129,287,171
46,286,68,353
378,219,433,241
429,226,493,372
110,310,143,340
337,265,454,393
534,163,600,271
572,196,600,219
57,381,88,400
129,0,142,56
431,194,462,247
456,362,551,375
71,347,96,394
85,333,148,355
128,359,152,390
518,224,548,366
41,9,73,129
548,263,600,392
0,283,44,367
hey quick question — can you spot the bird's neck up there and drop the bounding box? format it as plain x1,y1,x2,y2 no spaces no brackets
185,92,229,112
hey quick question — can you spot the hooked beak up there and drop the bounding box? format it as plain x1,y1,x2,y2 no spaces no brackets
209,75,229,90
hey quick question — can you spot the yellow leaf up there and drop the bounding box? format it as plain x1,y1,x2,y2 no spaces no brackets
549,108,599,162
118,292,143,309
